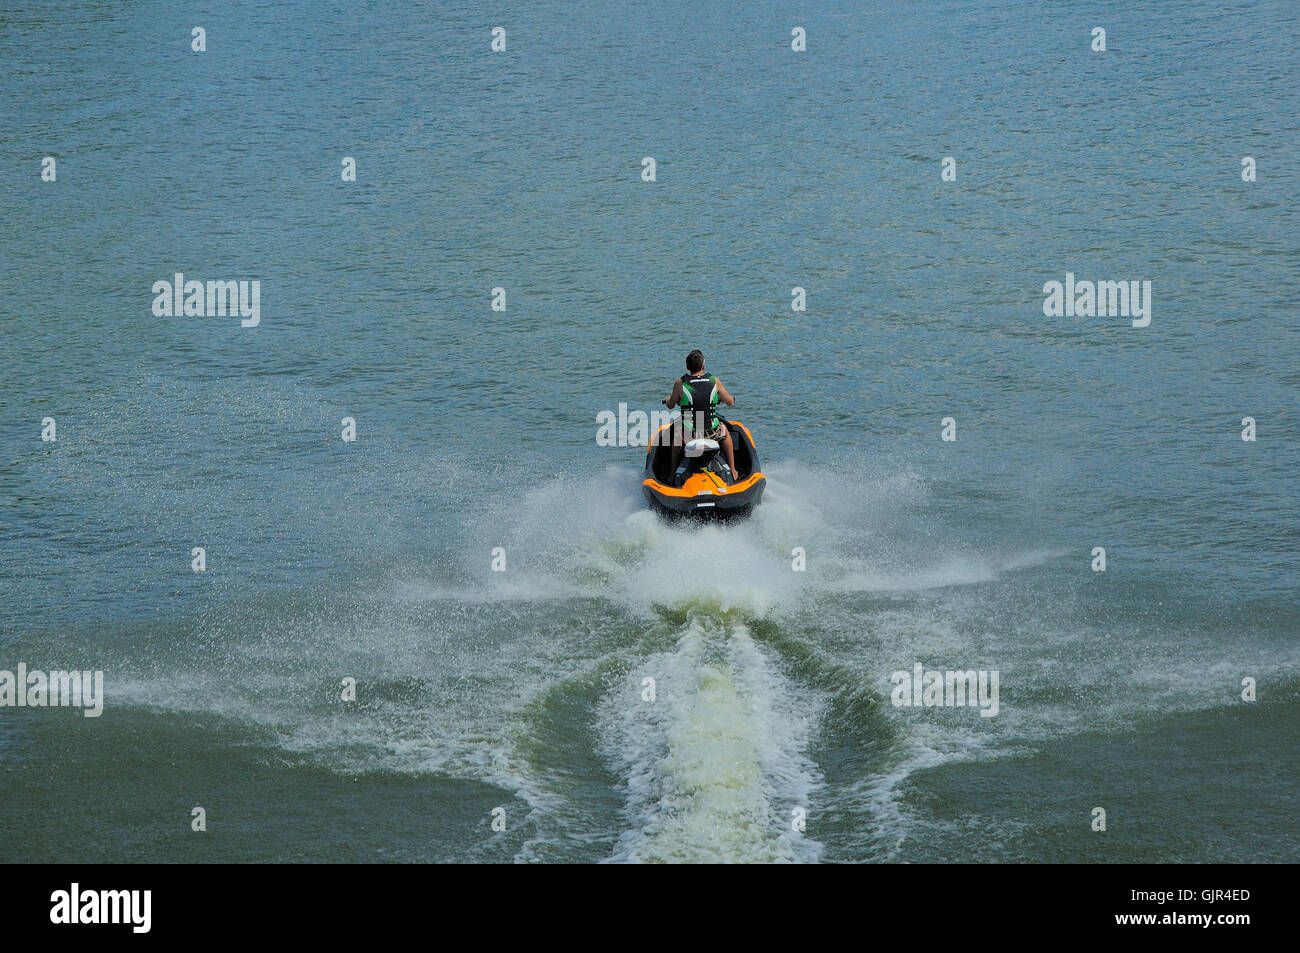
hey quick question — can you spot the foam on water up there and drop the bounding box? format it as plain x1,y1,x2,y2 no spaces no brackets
600,617,823,863
105,456,1055,858
472,459,1055,861
59,451,1275,862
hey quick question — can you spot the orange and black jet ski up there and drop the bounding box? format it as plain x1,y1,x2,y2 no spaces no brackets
642,409,766,519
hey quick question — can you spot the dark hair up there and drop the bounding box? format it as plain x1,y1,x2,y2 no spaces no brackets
686,349,704,373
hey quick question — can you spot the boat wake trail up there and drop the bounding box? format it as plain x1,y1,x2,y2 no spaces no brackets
83,457,1072,863
481,459,1053,862
599,614,823,863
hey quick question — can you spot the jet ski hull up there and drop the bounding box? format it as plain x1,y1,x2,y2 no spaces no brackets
642,418,766,520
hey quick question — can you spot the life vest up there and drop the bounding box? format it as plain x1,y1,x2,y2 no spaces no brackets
679,373,719,433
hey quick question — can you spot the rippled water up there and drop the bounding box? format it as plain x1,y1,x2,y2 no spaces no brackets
1,1,1296,862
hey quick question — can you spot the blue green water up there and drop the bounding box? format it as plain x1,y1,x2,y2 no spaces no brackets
1,1,1297,862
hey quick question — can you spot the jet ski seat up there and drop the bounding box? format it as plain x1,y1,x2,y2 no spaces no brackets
683,438,719,458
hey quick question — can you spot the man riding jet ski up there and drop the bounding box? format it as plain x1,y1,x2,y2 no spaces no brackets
642,349,766,519
666,350,736,480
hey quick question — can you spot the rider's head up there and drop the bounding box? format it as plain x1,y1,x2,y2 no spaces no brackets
686,349,704,374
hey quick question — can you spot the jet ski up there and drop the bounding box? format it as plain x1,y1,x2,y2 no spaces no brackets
642,409,766,519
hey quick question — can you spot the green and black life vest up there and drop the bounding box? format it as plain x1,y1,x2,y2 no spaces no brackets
680,372,719,433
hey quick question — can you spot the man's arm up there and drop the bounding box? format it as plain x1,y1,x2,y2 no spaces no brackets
715,380,735,406
665,379,683,409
